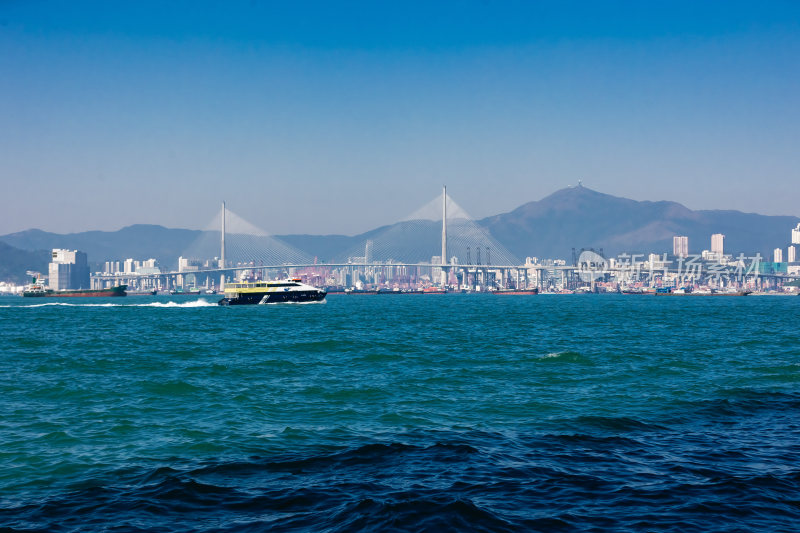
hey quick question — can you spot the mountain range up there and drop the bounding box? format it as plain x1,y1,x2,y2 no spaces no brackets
1,186,797,282
482,186,798,261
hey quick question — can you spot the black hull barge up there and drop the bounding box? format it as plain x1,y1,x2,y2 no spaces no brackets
218,278,326,306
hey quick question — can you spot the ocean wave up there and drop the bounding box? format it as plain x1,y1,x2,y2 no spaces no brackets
571,415,669,432
669,389,800,421
5,434,800,532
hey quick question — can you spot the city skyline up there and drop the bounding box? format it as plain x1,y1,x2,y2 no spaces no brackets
34,220,800,295
2,2,799,236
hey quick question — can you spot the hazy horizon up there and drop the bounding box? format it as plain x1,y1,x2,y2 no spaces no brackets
2,2,799,236
3,183,798,239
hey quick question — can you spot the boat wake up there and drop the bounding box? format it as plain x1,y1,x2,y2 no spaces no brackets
7,299,217,308
138,299,217,308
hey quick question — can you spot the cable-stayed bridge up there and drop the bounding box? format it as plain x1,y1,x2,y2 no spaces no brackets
92,188,544,291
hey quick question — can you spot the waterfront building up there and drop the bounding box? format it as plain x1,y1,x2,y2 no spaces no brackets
673,236,689,258
48,249,90,290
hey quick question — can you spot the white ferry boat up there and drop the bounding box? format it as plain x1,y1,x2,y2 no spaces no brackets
218,278,326,305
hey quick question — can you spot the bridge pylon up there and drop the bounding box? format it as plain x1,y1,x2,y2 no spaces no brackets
441,185,448,286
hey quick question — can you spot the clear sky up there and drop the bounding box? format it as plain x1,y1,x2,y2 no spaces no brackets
1,1,799,236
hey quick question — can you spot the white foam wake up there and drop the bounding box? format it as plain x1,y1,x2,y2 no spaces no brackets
7,298,218,309
136,299,217,308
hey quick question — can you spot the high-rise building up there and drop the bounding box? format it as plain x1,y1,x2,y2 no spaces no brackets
364,240,373,263
788,246,796,263
774,248,783,263
793,223,800,245
711,234,725,255
48,249,89,290
178,256,201,272
123,258,136,274
673,236,689,257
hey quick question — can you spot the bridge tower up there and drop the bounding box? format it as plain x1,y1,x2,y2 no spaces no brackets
441,185,448,286
220,201,226,289
221,201,226,268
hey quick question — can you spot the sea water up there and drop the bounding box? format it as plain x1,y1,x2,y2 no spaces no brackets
1,294,799,531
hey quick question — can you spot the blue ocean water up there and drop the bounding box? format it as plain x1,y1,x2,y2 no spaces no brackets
1,293,799,531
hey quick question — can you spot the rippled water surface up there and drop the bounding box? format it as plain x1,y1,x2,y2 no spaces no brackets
1,294,799,531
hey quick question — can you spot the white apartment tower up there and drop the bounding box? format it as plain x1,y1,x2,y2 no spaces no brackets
673,236,689,258
711,234,725,255
774,248,783,263
792,223,800,245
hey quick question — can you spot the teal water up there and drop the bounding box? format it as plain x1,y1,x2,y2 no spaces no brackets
1,294,799,531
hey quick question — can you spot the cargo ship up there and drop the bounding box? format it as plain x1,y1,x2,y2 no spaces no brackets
344,288,381,294
343,288,437,294
218,278,326,305
654,287,751,296
492,288,539,295
23,285,127,297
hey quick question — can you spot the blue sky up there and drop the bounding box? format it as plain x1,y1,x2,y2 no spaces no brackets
1,1,799,235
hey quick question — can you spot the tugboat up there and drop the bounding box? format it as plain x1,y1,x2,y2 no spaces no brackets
218,278,326,305
22,279,47,297
170,288,201,295
422,286,447,294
